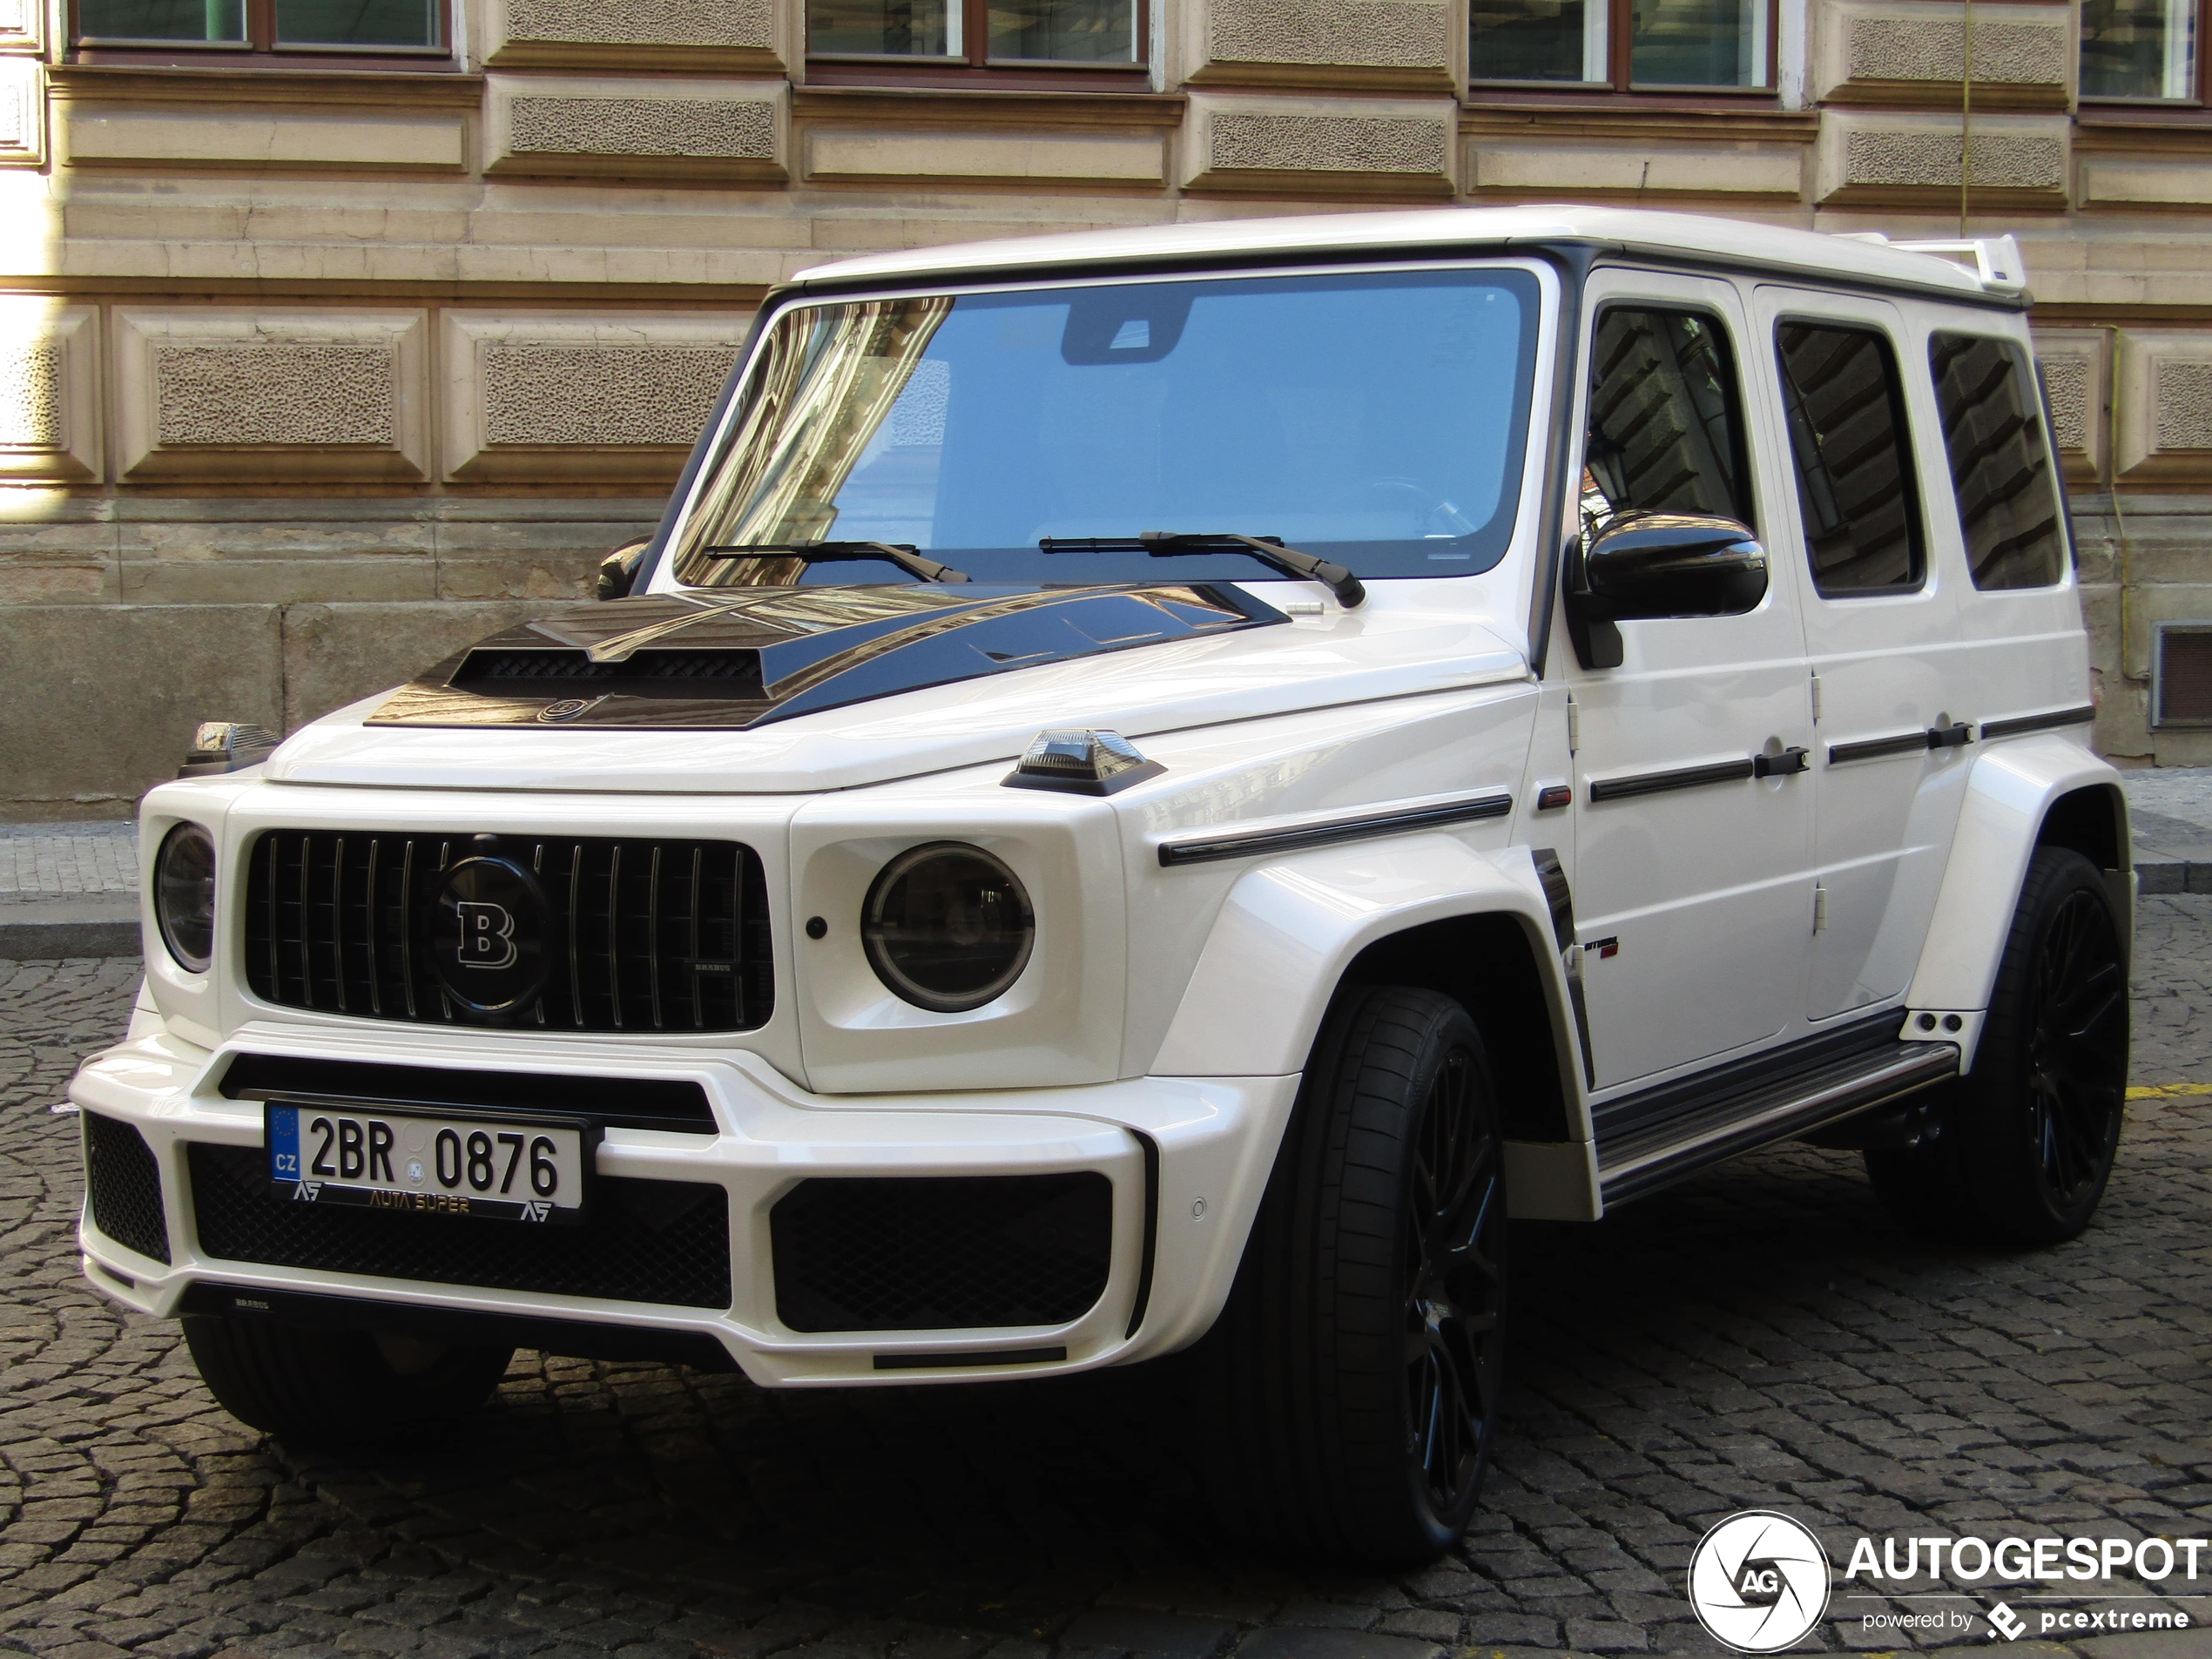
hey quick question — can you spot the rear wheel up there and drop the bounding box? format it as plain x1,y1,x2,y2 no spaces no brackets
1195,986,1507,1563
1867,846,2128,1244
183,1314,513,1447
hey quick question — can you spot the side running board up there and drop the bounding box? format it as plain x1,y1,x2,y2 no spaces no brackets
1596,1021,1959,1205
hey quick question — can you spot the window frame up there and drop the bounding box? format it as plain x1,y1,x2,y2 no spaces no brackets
1467,0,1782,98
70,0,452,64
1770,315,1929,602
806,0,1151,91
2077,0,2211,107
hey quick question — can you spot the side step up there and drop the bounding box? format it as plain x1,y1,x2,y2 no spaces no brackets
1596,1026,1959,1205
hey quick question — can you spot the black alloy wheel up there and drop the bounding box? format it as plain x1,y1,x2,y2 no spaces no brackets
1194,986,1508,1563
1867,846,2128,1244
1404,1045,1506,1521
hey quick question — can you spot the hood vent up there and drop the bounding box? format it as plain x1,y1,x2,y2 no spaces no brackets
455,648,767,700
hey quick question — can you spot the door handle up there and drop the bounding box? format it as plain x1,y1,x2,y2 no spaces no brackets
1926,723,1973,749
1754,746,1810,779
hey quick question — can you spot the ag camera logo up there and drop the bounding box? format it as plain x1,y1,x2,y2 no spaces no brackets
1689,1510,1832,1653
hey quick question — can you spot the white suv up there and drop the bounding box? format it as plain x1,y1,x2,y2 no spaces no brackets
73,206,2129,1565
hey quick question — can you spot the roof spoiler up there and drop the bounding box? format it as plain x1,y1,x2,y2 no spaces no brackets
1834,232,2028,296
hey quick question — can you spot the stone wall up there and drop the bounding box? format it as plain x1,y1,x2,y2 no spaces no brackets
2,0,2211,813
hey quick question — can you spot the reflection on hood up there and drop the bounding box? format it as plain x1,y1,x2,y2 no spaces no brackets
368,583,1288,731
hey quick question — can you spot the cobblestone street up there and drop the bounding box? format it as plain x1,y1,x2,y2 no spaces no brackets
3,899,2210,1659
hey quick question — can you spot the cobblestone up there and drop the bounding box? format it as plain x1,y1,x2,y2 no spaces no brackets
5,896,2212,1655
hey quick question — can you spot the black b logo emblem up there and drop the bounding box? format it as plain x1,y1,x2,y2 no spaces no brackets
430,855,550,1016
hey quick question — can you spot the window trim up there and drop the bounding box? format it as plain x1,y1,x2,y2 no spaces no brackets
71,0,451,64
1771,316,1929,602
1469,0,1782,97
2076,0,2211,107
806,0,1151,89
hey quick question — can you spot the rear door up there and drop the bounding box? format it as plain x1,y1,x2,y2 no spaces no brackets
1567,269,1816,1089
1750,287,1970,1022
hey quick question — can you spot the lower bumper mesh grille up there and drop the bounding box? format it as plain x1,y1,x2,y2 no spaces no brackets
83,1113,171,1264
771,1173,1113,1333
187,1143,732,1309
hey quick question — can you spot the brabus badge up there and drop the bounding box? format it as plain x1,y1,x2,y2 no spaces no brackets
538,698,601,723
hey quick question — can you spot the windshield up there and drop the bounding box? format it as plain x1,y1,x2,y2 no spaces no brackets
666,265,1543,590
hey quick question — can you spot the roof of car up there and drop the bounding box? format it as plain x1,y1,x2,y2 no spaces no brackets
790,205,2010,304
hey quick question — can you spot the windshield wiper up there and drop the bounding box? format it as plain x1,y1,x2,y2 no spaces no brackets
1039,531,1365,608
701,541,972,584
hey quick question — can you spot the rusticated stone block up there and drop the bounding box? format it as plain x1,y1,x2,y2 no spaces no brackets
0,57,41,165
1184,92,1456,193
485,0,782,69
487,76,788,181
1815,111,2066,203
2031,327,2108,482
1816,2,2070,106
0,0,40,51
0,303,99,482
1185,0,1454,87
441,312,749,482
112,309,430,482
2114,330,2212,482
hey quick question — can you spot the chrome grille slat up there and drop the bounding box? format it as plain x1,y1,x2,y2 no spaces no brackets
243,831,771,1035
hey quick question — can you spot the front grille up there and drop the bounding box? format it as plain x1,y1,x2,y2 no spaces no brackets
771,1173,1113,1333
242,832,772,1035
187,1143,732,1309
83,1113,171,1264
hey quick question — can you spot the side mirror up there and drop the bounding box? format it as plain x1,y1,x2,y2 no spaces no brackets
1565,512,1768,669
597,537,651,602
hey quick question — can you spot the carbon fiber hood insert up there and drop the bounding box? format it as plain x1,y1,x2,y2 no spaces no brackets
368,583,1287,731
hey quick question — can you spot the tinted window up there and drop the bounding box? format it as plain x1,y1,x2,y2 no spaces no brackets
1776,323,1923,596
1928,333,2066,590
1581,308,1751,534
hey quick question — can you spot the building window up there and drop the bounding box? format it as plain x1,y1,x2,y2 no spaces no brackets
74,0,445,55
809,0,1146,78
2080,0,2199,100
1470,0,1773,90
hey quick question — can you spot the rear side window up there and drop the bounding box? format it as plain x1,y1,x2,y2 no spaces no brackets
1582,308,1752,533
1928,333,2066,590
1775,323,1923,597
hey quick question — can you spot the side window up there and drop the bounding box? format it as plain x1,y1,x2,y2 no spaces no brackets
1927,332,2066,591
1775,322,1924,597
1581,307,1752,536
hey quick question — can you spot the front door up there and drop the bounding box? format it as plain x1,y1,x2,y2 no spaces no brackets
1567,270,1816,1090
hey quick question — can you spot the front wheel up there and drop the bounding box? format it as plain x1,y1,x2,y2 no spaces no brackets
183,1313,513,1447
1195,986,1507,1563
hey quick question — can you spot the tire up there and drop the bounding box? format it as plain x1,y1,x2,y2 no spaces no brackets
183,1314,513,1447
1194,986,1508,1564
1866,846,2128,1246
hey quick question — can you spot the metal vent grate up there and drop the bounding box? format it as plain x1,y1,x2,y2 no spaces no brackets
82,1113,171,1264
242,832,773,1035
188,1142,732,1308
2155,624,2212,729
771,1173,1114,1333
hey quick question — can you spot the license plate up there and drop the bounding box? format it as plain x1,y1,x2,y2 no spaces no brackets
266,1103,592,1224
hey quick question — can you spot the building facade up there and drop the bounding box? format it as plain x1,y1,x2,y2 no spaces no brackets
0,0,2206,818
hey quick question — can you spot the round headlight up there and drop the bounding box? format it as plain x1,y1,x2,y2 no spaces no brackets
153,822,217,974
862,842,1035,1013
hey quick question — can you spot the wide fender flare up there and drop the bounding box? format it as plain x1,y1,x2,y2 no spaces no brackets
1150,833,1583,1105
1905,737,2130,1019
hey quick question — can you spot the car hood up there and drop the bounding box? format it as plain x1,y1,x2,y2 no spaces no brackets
266,583,1532,795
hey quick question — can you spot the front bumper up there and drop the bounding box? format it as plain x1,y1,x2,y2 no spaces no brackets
70,1019,1297,1386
